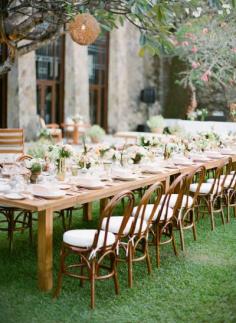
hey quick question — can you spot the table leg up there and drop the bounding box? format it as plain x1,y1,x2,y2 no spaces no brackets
164,177,170,193
83,203,92,221
100,198,109,217
38,208,53,291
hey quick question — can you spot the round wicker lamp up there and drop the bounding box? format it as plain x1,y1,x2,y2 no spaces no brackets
69,13,101,46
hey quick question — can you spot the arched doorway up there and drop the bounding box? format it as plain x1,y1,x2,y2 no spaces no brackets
88,33,109,130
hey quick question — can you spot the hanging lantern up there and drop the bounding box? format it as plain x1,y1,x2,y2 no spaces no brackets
69,13,101,46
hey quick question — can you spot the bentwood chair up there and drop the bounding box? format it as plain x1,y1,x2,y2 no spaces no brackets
0,131,33,251
173,166,206,251
0,128,24,163
102,182,164,288
220,158,236,222
54,191,134,309
190,158,230,230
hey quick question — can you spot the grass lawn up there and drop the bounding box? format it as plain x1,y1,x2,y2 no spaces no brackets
0,204,236,323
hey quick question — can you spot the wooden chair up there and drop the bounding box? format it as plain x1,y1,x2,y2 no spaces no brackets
102,182,164,288
54,191,134,309
190,158,230,230
0,128,24,163
151,173,187,267
174,166,206,251
39,116,62,143
0,147,34,250
221,158,236,222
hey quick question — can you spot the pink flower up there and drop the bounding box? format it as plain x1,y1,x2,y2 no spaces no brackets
191,46,198,53
201,70,211,82
181,41,189,47
192,61,200,69
202,28,208,34
231,48,236,53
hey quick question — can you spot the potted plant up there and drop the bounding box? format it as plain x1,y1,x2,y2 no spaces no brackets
87,125,105,143
147,115,165,134
26,160,42,183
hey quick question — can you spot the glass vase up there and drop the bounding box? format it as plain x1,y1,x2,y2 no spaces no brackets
57,158,66,181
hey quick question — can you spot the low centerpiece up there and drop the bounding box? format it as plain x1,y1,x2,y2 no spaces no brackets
25,159,43,183
48,144,74,181
147,115,165,134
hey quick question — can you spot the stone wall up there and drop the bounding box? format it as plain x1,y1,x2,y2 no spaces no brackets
7,51,38,140
108,22,160,133
64,35,90,122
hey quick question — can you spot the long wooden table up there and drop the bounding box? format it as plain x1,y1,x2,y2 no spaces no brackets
0,157,234,292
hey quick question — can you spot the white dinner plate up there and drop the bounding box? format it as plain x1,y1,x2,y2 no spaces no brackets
4,193,25,200
112,174,137,181
30,189,66,199
58,184,71,190
76,181,105,189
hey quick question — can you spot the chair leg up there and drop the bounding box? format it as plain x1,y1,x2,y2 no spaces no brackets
179,222,185,252
9,210,14,252
90,260,96,309
80,257,84,287
226,195,230,223
171,230,178,257
208,201,215,231
112,254,119,295
28,212,33,245
53,245,66,298
145,240,152,274
127,243,133,288
155,226,161,268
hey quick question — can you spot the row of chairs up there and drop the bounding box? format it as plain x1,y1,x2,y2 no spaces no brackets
53,158,236,308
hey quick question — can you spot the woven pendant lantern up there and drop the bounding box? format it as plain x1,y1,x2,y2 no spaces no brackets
69,13,101,46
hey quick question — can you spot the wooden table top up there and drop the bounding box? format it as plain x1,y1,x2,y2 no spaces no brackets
0,156,234,212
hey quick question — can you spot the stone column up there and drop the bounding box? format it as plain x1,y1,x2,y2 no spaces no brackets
64,34,90,122
7,51,38,141
108,22,156,133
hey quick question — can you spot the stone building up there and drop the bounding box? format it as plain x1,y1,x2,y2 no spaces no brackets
0,23,161,140
0,22,234,140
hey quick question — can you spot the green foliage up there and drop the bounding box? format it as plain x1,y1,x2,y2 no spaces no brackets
87,125,106,140
147,115,165,129
172,14,236,90
30,162,42,174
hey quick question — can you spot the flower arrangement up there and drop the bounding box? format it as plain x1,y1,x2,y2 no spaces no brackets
139,136,159,147
197,108,208,121
38,128,52,141
147,115,165,133
125,145,147,164
48,144,74,161
72,113,83,123
86,125,105,143
25,159,43,174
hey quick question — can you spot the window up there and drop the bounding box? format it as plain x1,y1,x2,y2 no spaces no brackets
36,37,65,124
88,33,109,130
0,44,7,128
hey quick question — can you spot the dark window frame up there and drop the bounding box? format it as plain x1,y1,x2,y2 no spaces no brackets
36,36,65,124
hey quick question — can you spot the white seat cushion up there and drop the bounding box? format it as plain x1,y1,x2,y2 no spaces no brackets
63,229,115,248
160,194,193,208
207,175,236,188
190,182,218,194
132,204,173,222
101,216,148,235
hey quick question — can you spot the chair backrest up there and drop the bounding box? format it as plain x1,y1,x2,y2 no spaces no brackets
224,157,236,190
131,182,164,237
185,165,206,207
156,173,187,224
96,190,135,252
0,128,24,155
210,158,230,195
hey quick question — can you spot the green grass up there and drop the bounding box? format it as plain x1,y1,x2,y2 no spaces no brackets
1,205,236,323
